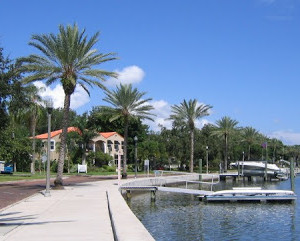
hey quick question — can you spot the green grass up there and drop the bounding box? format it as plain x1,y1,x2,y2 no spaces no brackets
0,172,49,182
0,171,149,182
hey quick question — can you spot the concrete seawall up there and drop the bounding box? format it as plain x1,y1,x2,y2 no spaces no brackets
0,174,218,240
108,173,218,240
107,182,154,241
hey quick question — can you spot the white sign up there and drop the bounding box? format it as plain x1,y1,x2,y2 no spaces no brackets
42,155,47,163
0,162,4,172
78,164,87,173
144,159,149,166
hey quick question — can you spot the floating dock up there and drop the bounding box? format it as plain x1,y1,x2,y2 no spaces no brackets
203,188,297,202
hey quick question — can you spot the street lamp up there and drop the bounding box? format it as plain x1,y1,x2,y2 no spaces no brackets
45,99,53,197
206,146,209,174
134,136,138,178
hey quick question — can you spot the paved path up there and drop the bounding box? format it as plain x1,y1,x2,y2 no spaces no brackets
0,179,154,241
0,175,116,210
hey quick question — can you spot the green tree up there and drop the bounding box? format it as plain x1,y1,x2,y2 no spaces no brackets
21,84,45,174
0,47,11,129
18,24,117,187
100,84,154,178
212,116,239,172
169,99,212,172
241,127,259,161
73,113,98,165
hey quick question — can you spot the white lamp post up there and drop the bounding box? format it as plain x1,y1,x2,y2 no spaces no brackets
206,146,209,174
45,99,53,197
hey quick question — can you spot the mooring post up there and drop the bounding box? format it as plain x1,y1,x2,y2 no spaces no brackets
126,190,131,200
199,159,202,189
290,158,295,192
151,190,156,202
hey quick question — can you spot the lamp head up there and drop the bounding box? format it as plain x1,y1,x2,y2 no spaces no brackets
46,99,53,114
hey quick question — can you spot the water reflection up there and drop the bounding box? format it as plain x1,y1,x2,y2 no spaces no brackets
127,177,300,241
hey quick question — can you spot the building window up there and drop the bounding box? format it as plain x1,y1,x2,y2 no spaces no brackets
114,154,124,165
114,141,120,151
114,154,118,165
50,140,55,151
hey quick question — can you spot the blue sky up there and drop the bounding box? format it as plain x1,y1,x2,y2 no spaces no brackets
1,0,300,145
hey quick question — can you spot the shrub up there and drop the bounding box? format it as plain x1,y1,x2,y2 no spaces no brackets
87,151,113,167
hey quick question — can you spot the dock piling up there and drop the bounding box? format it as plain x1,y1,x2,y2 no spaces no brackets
199,159,202,189
290,158,295,192
151,190,156,202
126,190,131,200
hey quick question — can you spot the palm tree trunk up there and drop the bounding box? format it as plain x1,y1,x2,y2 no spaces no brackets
224,134,228,172
122,118,129,178
248,144,251,161
55,94,71,187
190,128,194,173
30,109,37,174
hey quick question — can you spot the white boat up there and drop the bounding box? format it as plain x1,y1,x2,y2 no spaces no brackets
230,161,286,179
204,188,296,202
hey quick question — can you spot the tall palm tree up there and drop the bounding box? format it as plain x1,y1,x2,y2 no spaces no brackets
18,24,117,187
212,116,238,172
24,84,44,174
100,84,154,178
241,127,259,161
169,99,212,172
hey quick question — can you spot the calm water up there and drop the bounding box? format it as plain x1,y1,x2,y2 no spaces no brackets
127,177,300,241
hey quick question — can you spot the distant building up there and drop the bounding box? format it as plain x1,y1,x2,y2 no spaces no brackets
88,132,124,165
33,127,124,165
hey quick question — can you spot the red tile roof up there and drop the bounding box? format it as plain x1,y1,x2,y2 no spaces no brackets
100,132,117,138
34,127,81,139
33,128,123,140
100,132,124,139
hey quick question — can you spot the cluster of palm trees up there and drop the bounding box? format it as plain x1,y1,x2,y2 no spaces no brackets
17,24,157,185
17,23,286,186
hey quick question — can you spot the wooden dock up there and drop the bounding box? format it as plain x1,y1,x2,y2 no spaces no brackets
219,172,239,181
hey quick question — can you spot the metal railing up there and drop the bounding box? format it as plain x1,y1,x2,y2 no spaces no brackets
153,170,220,191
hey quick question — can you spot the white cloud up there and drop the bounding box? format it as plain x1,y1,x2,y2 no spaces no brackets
106,65,145,86
33,81,90,110
143,100,212,132
143,100,172,132
195,119,210,129
269,130,300,145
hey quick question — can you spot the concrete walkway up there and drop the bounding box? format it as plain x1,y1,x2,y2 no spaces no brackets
0,179,154,241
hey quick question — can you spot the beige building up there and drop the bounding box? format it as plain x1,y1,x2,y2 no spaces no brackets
35,127,124,165
88,132,124,165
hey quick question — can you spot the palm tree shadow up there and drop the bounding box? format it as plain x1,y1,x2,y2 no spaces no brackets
0,213,74,236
